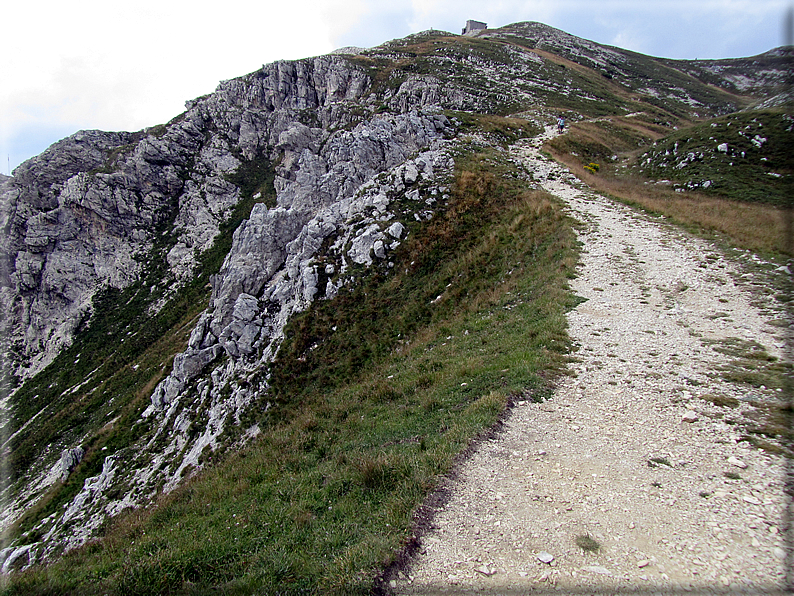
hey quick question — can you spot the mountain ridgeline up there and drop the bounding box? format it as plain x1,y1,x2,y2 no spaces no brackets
0,22,790,593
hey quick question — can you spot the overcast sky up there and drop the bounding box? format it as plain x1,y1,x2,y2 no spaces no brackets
2,0,791,174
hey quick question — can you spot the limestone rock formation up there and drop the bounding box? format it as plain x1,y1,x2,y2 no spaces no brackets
0,48,457,559
57,447,84,482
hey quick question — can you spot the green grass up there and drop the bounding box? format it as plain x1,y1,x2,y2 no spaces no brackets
575,534,601,553
546,112,793,258
647,457,672,468
634,110,793,206
708,338,792,391
700,394,740,408
223,152,277,209
349,31,694,119
494,23,743,118
5,144,579,595
702,338,794,457
447,112,542,146
3,23,787,594
546,115,671,169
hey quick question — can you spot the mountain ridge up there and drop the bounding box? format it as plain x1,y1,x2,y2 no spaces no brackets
0,20,790,592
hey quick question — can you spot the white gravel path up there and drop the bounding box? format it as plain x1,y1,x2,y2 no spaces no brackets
393,129,790,595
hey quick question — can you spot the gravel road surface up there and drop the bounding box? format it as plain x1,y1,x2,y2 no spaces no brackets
392,129,790,595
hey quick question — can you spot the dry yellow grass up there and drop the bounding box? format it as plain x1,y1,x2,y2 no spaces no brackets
623,193,790,256
549,147,793,257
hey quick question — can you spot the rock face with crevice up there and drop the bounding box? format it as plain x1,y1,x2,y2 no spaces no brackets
0,56,378,381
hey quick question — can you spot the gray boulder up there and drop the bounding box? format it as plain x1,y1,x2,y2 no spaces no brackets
57,447,84,482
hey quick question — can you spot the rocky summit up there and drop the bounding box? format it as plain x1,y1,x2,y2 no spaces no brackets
0,21,790,593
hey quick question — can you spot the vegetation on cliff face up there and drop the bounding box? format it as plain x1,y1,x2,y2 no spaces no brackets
5,164,277,543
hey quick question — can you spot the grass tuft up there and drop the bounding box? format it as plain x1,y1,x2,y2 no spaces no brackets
575,534,601,553
647,457,672,468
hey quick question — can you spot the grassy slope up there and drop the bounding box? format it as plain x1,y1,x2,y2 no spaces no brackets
351,30,688,118
632,109,793,206
492,23,792,253
491,22,748,118
6,134,580,595
545,114,793,258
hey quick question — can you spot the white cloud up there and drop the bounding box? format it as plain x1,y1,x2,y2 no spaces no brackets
319,0,371,44
2,0,344,170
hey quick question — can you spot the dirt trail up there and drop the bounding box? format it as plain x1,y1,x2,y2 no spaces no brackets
393,129,789,594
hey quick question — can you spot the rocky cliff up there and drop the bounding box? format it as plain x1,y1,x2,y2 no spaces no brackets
0,51,457,563
0,23,789,571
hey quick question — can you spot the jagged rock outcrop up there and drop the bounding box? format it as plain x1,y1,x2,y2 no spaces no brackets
57,447,84,482
2,48,457,559
33,137,452,557
0,55,376,381
0,122,206,376
0,544,37,574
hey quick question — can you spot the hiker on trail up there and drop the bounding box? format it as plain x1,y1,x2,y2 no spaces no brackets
557,116,565,134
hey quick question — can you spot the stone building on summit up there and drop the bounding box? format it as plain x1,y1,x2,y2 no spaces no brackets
462,20,487,36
